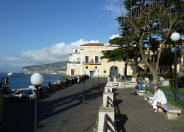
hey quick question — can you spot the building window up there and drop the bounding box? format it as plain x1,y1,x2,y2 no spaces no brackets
95,56,98,64
75,49,78,53
77,58,80,63
85,56,89,63
71,69,75,75
86,66,88,69
95,66,97,69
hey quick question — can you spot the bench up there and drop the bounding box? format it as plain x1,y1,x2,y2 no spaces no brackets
113,82,119,88
144,92,182,120
106,82,119,89
136,89,146,96
144,92,154,104
124,82,136,88
161,103,181,120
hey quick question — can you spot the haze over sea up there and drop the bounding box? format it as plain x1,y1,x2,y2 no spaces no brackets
0,73,63,89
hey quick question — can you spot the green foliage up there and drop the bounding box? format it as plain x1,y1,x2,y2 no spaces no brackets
162,72,175,80
179,64,184,77
109,37,124,45
104,0,184,79
123,0,184,34
137,76,144,81
121,0,184,82
169,71,184,88
178,77,184,88
159,48,175,74
167,98,184,110
101,48,129,62
61,75,66,82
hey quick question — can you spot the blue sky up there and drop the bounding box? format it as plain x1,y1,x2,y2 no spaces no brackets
0,0,125,72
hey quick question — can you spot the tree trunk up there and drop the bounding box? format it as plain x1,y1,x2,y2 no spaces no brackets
152,72,159,85
132,57,138,76
132,64,137,76
124,60,128,77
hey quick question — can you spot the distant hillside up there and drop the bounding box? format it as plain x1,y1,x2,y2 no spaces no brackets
22,61,67,74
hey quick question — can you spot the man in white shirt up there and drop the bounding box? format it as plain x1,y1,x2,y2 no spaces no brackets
152,86,167,112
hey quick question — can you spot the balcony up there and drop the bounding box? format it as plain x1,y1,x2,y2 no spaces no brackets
67,61,80,64
83,62,101,65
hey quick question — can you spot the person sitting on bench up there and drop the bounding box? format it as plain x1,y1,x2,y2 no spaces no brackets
133,80,144,95
152,86,167,112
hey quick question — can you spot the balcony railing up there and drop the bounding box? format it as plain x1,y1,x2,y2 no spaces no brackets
67,61,80,64
83,62,101,65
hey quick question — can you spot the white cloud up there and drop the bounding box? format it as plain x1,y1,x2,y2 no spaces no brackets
105,0,127,17
0,39,99,72
20,39,99,64
109,34,121,40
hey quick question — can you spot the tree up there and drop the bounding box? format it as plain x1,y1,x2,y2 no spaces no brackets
101,18,141,77
120,0,184,85
102,0,184,83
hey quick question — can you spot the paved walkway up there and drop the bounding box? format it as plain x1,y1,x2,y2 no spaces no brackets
115,88,184,132
3,78,106,132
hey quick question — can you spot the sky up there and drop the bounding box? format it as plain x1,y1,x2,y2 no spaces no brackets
0,0,126,72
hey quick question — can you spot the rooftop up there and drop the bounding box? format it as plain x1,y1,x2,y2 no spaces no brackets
80,43,105,46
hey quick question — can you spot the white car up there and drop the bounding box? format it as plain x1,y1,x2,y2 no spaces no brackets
19,89,36,101
4,89,36,101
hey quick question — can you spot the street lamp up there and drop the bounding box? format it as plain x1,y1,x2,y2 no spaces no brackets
104,70,106,84
95,69,99,90
82,71,86,103
171,32,181,102
93,69,95,89
31,73,44,132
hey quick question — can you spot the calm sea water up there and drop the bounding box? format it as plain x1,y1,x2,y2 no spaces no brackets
0,73,63,89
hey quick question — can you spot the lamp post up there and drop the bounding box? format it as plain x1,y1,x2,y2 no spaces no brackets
104,70,106,84
93,70,95,89
171,32,181,102
97,69,99,88
0,79,3,128
82,71,86,103
31,73,44,132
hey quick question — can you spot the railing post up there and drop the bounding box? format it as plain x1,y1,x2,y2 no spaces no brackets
103,92,114,107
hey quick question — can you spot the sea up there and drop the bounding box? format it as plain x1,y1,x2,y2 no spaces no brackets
0,73,63,89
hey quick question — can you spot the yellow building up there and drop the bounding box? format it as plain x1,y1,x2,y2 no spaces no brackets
66,43,133,77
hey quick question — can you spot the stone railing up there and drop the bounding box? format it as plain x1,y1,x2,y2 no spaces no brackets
107,77,138,89
97,81,115,132
98,107,115,132
103,92,114,107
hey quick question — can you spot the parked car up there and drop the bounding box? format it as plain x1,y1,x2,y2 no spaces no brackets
3,91,21,101
19,89,36,101
4,89,36,102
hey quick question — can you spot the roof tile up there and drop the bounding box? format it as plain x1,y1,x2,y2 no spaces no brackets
81,43,105,46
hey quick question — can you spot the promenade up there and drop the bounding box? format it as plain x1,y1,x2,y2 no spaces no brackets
114,88,184,132
2,79,184,132
3,78,106,132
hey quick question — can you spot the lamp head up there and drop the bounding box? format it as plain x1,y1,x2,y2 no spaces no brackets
171,32,180,42
31,73,44,86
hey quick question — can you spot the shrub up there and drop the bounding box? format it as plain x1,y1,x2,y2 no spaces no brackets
61,75,66,82
137,76,144,81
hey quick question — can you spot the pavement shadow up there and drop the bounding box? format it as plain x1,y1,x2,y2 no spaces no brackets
114,93,128,132
37,82,105,129
3,80,105,132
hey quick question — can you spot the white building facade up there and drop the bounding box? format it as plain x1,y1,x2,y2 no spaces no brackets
66,43,134,77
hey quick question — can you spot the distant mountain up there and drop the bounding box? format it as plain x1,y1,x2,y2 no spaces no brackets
22,61,67,74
